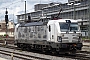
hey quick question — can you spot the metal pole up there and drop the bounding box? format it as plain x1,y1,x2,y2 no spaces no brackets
11,53,13,60
73,1,76,20
5,8,8,45
42,9,43,17
13,14,14,35
88,0,90,38
25,1,26,22
6,24,7,36
6,8,8,35
5,24,7,45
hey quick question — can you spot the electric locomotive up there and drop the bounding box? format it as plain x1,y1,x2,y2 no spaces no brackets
14,19,83,54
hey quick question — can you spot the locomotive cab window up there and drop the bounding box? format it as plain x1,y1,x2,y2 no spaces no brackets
59,23,78,32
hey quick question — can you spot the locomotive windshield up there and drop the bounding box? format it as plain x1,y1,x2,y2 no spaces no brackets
59,22,78,32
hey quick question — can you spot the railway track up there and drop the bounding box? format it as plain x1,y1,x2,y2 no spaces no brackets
68,51,90,60
0,49,50,60
0,44,50,60
0,43,90,60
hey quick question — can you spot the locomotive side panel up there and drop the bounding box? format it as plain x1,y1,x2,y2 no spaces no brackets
17,25,48,44
28,25,47,41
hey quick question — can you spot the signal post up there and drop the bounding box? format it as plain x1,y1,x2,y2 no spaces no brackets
4,8,8,45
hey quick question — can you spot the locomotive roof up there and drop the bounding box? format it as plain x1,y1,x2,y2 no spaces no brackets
19,22,46,27
19,19,78,27
49,19,78,22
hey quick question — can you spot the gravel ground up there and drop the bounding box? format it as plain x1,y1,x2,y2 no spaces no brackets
82,42,90,51
0,47,76,60
0,42,90,60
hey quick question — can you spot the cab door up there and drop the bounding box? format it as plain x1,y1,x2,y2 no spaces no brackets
47,24,55,42
47,25,51,41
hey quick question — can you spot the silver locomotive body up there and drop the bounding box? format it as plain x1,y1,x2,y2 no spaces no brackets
15,19,83,53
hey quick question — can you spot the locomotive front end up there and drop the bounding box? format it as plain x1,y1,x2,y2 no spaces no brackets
58,20,83,52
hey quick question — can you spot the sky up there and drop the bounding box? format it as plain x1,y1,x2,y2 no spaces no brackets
0,0,68,22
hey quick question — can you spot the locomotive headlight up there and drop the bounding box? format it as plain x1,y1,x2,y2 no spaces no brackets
57,36,62,42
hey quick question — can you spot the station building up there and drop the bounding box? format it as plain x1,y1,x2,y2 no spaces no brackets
0,20,14,37
17,0,89,37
